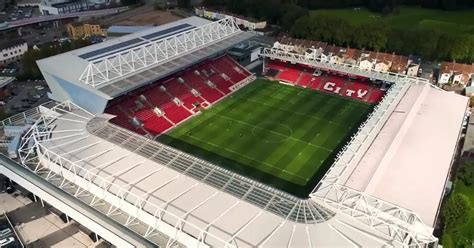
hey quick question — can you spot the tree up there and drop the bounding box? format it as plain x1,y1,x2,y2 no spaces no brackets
449,36,471,62
365,22,388,51
289,15,311,38
281,4,308,31
458,163,474,186
177,0,191,8
442,193,471,230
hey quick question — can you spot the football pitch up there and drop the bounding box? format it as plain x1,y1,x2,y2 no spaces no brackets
158,79,373,196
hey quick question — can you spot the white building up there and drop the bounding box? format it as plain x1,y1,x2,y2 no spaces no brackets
0,38,28,66
374,61,391,72
195,8,267,31
358,57,373,71
406,63,419,77
439,62,474,86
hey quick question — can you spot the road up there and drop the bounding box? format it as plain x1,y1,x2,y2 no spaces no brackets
0,7,129,31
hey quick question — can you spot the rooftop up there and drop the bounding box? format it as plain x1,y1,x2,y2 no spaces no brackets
0,37,26,51
441,61,474,75
37,16,253,98
343,83,468,226
106,25,152,34
20,77,463,246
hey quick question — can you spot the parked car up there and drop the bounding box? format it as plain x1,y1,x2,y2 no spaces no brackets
35,86,45,90
0,101,5,106
0,228,12,238
0,237,15,246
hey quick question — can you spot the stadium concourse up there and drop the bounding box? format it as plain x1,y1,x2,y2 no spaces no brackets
0,16,469,248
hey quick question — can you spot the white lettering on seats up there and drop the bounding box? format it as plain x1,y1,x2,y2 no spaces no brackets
324,82,343,94
346,89,355,97
323,82,335,91
356,89,368,98
323,81,369,99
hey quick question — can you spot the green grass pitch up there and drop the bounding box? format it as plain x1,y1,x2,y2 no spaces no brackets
158,79,373,197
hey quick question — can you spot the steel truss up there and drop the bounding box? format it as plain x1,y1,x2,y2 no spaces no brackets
17,101,232,248
260,47,430,84
313,183,437,247
259,48,438,246
79,17,242,88
314,80,412,186
86,116,334,224
15,78,439,247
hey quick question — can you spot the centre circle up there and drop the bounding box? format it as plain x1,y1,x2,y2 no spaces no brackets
251,122,293,143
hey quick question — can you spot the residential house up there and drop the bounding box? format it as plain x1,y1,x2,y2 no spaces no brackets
329,47,346,65
274,36,328,58
272,35,411,75
405,55,421,77
439,62,474,86
390,54,409,75
358,51,373,71
343,48,358,66
371,52,392,73
465,86,474,97
406,64,419,77
0,37,28,66
195,8,267,31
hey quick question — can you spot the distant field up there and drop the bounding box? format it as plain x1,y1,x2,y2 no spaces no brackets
311,6,474,35
158,79,372,197
101,6,182,26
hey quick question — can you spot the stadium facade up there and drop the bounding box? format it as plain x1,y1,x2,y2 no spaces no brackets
0,16,469,248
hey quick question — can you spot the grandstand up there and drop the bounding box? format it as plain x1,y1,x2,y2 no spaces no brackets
0,16,469,248
265,59,386,103
105,55,253,136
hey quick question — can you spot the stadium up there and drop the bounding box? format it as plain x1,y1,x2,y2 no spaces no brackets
0,16,469,247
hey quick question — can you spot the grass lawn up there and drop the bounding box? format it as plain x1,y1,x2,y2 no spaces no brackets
311,6,474,35
158,79,372,197
442,179,474,247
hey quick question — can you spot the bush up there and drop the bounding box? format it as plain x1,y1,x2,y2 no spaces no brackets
443,193,472,230
458,163,474,186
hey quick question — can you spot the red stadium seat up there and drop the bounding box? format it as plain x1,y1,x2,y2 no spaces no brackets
161,102,192,124
296,73,313,88
105,56,253,136
367,89,385,103
267,60,288,70
277,68,301,84
142,115,173,135
344,82,371,101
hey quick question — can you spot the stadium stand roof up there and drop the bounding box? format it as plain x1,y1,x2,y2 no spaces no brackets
106,25,153,36
19,105,396,247
17,77,466,246
37,16,254,99
18,18,467,247
343,83,468,226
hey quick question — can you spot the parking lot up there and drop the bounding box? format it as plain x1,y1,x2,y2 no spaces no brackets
0,80,50,118
0,7,39,23
0,213,22,248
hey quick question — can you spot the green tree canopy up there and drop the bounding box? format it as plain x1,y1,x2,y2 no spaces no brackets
443,193,472,230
